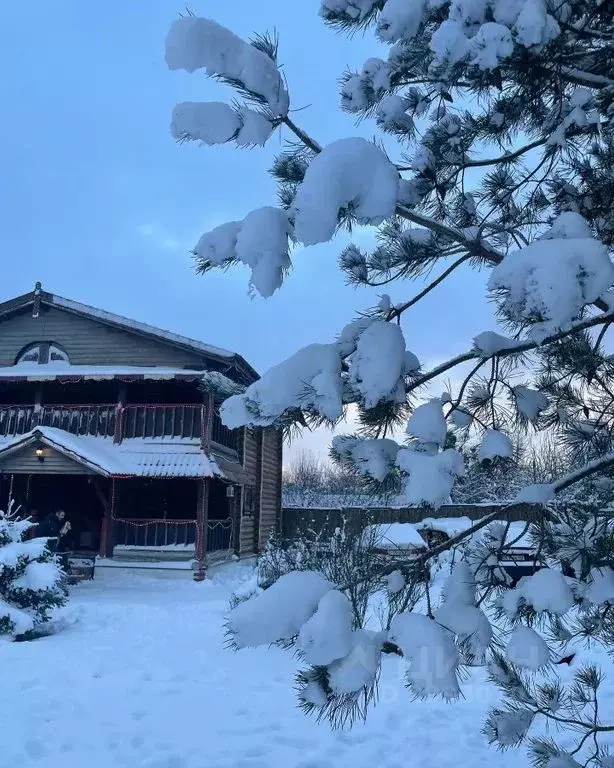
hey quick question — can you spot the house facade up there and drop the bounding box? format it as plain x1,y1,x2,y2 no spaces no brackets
0,283,282,577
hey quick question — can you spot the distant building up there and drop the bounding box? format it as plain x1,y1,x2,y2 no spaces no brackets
0,283,282,577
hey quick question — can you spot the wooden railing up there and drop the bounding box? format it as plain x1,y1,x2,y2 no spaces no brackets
113,518,198,550
0,402,240,450
0,406,36,438
211,410,239,452
39,404,117,437
120,404,204,441
113,517,233,553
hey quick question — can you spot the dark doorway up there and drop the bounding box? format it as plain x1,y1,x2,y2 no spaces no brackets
207,479,234,552
209,479,233,520
117,478,198,520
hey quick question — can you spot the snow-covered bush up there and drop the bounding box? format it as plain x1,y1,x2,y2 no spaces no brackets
166,3,614,763
0,507,67,640
254,522,400,630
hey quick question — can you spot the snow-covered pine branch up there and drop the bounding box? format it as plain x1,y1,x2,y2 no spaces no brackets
166,1,614,760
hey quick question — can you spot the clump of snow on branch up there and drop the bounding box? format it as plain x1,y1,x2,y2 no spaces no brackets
376,0,425,43
479,429,513,462
473,331,516,357
487,708,534,747
396,448,464,508
505,625,550,670
450,408,472,427
502,569,574,617
292,138,399,246
406,399,447,449
333,435,399,482
435,562,493,662
297,590,354,666
227,570,334,648
336,316,374,356
514,386,549,422
320,0,377,23
587,568,614,606
165,17,289,115
327,629,382,694
221,343,343,428
170,102,274,147
488,215,614,337
429,0,560,70
389,612,461,699
341,58,391,112
193,207,290,297
386,569,405,594
348,321,407,408
376,95,414,132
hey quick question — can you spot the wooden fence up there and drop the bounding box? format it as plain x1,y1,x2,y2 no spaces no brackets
281,503,544,540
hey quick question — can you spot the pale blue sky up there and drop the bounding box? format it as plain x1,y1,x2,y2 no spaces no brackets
1,1,495,459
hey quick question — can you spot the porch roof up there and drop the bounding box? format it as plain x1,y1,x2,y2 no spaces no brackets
0,427,244,481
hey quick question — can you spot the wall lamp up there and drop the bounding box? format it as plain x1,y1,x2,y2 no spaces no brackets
35,447,45,463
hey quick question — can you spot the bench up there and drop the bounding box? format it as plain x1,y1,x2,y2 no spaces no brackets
64,553,96,583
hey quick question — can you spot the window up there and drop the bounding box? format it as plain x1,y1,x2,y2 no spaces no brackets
17,345,41,364
49,344,69,363
15,342,70,366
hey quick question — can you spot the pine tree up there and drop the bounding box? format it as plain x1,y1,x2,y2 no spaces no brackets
0,506,67,639
165,3,614,765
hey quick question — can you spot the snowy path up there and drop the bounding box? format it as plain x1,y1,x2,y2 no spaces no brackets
2,567,525,768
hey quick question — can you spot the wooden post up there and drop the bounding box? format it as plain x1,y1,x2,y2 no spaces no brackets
200,393,214,451
98,478,116,558
276,428,283,534
114,383,126,444
254,429,264,553
32,384,43,428
194,478,209,581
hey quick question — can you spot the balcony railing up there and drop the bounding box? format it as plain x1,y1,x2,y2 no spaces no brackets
211,410,239,452
120,404,203,441
0,406,36,438
0,403,240,450
39,404,116,437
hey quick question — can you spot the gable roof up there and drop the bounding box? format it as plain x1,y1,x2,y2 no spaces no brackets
0,285,258,383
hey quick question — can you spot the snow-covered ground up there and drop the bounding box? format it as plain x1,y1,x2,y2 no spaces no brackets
0,567,558,768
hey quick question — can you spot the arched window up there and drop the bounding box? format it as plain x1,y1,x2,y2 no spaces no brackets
16,343,42,364
48,344,69,363
15,342,70,365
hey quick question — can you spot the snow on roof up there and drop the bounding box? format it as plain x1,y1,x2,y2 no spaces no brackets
415,517,474,537
0,427,233,479
364,522,425,550
0,363,207,382
50,294,236,360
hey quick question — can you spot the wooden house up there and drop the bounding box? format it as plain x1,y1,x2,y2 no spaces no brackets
0,283,282,577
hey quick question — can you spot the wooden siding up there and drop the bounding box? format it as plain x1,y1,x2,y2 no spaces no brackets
258,427,282,550
0,444,94,474
238,427,259,555
0,307,206,368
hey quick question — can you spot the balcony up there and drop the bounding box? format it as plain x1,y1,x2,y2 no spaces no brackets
0,403,240,452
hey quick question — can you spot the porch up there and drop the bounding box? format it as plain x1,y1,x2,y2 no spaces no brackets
0,471,240,570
